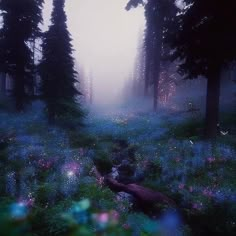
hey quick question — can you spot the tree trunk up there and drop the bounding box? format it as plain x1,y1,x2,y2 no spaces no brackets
153,15,163,112
14,60,26,111
15,171,21,199
205,67,221,139
15,73,25,111
132,75,137,96
144,58,151,96
89,76,93,104
0,73,6,96
48,107,56,124
153,62,160,112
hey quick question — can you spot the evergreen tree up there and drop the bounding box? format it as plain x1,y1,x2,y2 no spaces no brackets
168,0,236,138
40,0,83,125
127,0,176,111
0,0,44,110
132,32,145,97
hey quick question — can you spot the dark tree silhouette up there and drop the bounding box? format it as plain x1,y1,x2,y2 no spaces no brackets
40,0,83,125
127,0,176,111
0,0,44,110
168,0,236,138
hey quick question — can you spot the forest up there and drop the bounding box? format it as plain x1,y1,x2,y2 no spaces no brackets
0,0,236,235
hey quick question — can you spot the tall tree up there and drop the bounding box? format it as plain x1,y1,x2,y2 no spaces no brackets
168,0,236,138
89,72,94,105
127,0,176,111
0,0,44,110
0,73,6,96
133,32,145,97
40,0,83,124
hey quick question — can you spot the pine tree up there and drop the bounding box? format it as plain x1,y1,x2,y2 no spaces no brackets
40,0,83,125
0,0,44,110
127,0,176,111
168,0,236,138
132,32,145,97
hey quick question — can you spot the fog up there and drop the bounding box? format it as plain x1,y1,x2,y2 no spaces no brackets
42,1,235,112
43,0,145,105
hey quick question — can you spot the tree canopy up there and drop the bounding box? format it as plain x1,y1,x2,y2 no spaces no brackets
168,0,236,78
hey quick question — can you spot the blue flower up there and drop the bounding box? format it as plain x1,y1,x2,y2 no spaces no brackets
10,202,28,220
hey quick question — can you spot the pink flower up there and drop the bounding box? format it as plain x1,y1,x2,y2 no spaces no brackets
202,188,213,198
175,157,181,163
122,224,130,230
18,197,35,207
109,210,119,225
189,186,193,192
26,198,35,207
192,203,201,210
207,157,216,163
178,183,185,189
38,159,53,170
79,148,84,156
98,213,109,224
62,162,81,176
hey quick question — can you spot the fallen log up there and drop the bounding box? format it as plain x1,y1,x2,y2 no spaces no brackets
105,177,176,207
91,166,176,215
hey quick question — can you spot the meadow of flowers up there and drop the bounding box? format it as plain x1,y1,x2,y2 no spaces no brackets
0,102,235,235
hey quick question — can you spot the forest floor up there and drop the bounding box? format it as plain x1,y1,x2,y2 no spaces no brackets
0,100,236,235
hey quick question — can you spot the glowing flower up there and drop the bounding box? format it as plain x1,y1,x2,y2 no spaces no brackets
92,210,119,231
10,202,28,220
67,171,75,177
69,199,91,224
97,213,109,224
62,162,81,177
92,212,109,230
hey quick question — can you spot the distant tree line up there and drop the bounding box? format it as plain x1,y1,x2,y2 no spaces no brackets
126,0,236,138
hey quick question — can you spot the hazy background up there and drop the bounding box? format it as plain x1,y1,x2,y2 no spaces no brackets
43,0,145,104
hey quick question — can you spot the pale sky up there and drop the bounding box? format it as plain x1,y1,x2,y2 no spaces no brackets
43,0,145,104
